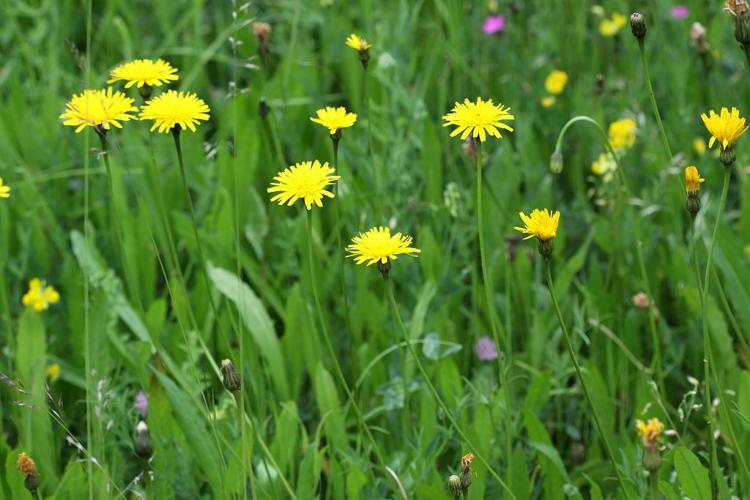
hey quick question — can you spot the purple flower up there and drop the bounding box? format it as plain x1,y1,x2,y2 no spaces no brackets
483,15,506,35
134,390,148,419
671,5,689,19
474,336,498,361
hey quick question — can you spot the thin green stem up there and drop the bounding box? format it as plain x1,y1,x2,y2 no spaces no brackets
304,211,389,481
475,141,514,482
636,39,673,162
385,280,516,498
83,0,93,495
545,263,634,499
554,116,666,400
331,139,353,340
364,67,383,219
648,470,659,500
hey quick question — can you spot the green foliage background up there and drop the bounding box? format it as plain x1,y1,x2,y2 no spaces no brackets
1,0,750,498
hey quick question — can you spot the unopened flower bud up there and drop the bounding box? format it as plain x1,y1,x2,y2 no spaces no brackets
630,13,647,40
691,22,709,55
447,475,462,497
221,359,242,393
643,444,662,471
252,22,272,57
727,1,750,46
134,420,153,459
633,292,650,310
259,98,271,119
686,195,701,217
550,150,564,174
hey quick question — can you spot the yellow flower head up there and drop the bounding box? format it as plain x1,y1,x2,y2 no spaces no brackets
267,160,340,210
442,97,515,142
608,118,637,149
636,418,664,447
108,58,179,89
139,90,210,133
701,107,748,150
16,453,36,477
599,13,627,37
47,363,61,382
461,453,474,470
310,106,357,135
22,279,60,312
545,70,568,95
0,177,10,199
685,166,705,194
346,226,421,266
345,33,372,52
514,209,560,241
60,87,137,133
541,96,556,108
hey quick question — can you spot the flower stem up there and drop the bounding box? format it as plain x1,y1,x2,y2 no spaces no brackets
475,140,514,482
544,262,634,499
636,39,673,162
304,211,389,482
699,167,750,487
384,280,516,499
554,116,666,401
364,66,383,219
171,130,228,346
331,140,353,340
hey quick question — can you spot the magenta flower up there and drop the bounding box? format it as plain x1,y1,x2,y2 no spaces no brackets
482,15,506,35
134,390,148,419
671,5,689,19
474,336,498,361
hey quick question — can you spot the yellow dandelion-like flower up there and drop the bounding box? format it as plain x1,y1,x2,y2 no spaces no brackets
267,160,340,210
346,226,421,266
47,363,61,382
685,166,705,194
599,13,627,37
60,87,137,133
345,33,372,52
139,90,210,133
0,177,10,199
541,96,556,108
608,118,637,149
310,106,357,135
701,107,748,150
22,279,60,312
442,97,515,142
108,58,179,89
545,70,568,95
636,418,664,447
514,209,560,241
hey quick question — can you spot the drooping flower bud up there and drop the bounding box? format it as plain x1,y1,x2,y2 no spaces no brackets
550,150,564,174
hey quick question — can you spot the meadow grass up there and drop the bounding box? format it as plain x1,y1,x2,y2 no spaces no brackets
2,0,750,498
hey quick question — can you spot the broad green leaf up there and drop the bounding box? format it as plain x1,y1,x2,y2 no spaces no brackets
674,446,710,500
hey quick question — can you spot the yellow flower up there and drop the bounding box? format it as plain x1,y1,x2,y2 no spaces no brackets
693,137,707,156
442,97,515,142
545,70,568,95
461,453,474,470
139,90,210,133
310,106,357,135
591,152,617,176
0,177,10,198
608,118,637,149
685,166,705,193
541,96,556,108
108,58,179,89
267,160,340,210
514,209,560,241
636,418,664,447
47,363,61,382
599,13,627,37
701,107,748,150
22,279,60,312
345,33,372,52
60,87,137,133
346,226,421,266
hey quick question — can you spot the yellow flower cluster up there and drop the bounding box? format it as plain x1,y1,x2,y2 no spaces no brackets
599,13,627,37
591,118,638,180
22,279,60,312
0,177,10,199
61,58,210,135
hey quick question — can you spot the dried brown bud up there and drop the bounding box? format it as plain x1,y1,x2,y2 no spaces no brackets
16,453,39,494
691,22,710,55
633,292,650,310
221,359,242,393
252,22,272,56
